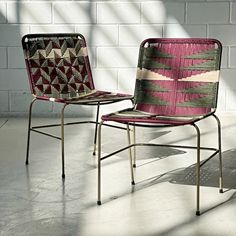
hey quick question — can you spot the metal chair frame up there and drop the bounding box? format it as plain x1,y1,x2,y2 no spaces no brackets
22,33,133,178
97,38,223,216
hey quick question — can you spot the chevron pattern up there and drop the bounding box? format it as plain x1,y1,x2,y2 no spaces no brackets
24,36,94,99
134,39,221,116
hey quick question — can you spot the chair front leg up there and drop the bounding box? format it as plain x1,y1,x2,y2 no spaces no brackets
213,114,223,193
61,104,67,179
127,124,135,185
192,123,201,216
93,103,100,156
97,121,103,205
25,98,37,165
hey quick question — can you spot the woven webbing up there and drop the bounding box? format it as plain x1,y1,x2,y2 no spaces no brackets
134,38,222,116
22,34,94,100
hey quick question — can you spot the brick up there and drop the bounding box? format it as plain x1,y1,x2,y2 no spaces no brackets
187,2,229,24
0,69,28,90
54,2,96,24
229,47,236,68
118,68,136,92
31,25,75,33
0,48,7,69
163,24,207,38
8,47,25,69
221,47,228,69
209,25,236,46
142,2,185,24
97,47,139,68
0,91,9,112
0,25,29,46
0,3,6,23
9,91,53,113
119,25,162,46
75,25,118,46
7,2,51,24
220,69,236,91
92,69,118,90
226,90,236,111
232,3,236,23
97,2,140,24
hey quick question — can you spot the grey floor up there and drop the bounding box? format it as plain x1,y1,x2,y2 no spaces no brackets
0,115,236,236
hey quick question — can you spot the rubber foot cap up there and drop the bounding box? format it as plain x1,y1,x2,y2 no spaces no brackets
25,161,29,165
62,174,65,179
93,152,96,156
97,201,101,205
133,164,136,168
132,181,135,185
196,211,200,216
219,189,223,193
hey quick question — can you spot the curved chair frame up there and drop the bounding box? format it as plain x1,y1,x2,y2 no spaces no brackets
97,38,223,216
22,33,133,178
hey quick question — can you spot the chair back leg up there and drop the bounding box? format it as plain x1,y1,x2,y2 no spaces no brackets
61,104,67,179
213,114,223,193
192,124,201,216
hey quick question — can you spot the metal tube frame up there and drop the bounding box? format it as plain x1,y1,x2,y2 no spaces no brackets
93,103,100,156
192,123,201,216
97,116,223,215
127,124,135,185
61,104,67,179
26,99,131,179
25,98,37,165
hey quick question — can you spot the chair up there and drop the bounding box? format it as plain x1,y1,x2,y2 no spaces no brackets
97,38,223,215
22,33,133,178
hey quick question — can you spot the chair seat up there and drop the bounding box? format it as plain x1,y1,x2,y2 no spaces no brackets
35,90,133,104
102,108,206,125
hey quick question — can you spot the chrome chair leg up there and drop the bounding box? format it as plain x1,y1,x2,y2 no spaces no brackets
25,98,36,165
213,114,223,193
193,124,201,216
132,125,136,168
127,124,135,185
61,104,67,179
97,121,103,205
93,103,100,156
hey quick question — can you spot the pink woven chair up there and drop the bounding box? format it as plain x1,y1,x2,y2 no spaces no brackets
22,33,133,178
97,38,223,215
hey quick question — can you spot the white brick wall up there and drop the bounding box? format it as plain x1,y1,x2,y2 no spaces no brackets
1,0,236,116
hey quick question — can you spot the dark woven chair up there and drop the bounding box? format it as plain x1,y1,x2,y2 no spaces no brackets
22,33,133,178
97,38,223,215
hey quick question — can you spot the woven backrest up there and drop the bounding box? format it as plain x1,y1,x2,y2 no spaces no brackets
134,38,222,116
22,33,94,100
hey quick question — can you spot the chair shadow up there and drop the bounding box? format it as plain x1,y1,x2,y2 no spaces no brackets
169,148,236,190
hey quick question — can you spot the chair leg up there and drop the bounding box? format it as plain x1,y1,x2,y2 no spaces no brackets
192,124,201,216
25,98,36,165
132,125,136,168
127,124,135,185
61,104,67,179
97,121,103,205
93,103,100,156
213,114,223,193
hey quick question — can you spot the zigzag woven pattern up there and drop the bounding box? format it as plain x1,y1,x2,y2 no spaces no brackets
23,35,94,100
134,39,221,116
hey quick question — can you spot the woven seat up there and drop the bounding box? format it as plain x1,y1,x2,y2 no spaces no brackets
22,33,133,178
97,38,223,216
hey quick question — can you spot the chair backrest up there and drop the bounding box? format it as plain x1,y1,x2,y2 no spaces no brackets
22,33,95,101
134,38,222,116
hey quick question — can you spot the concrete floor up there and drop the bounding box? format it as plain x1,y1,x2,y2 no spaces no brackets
0,115,236,236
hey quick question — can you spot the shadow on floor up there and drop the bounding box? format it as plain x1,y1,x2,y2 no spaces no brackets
170,149,236,190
